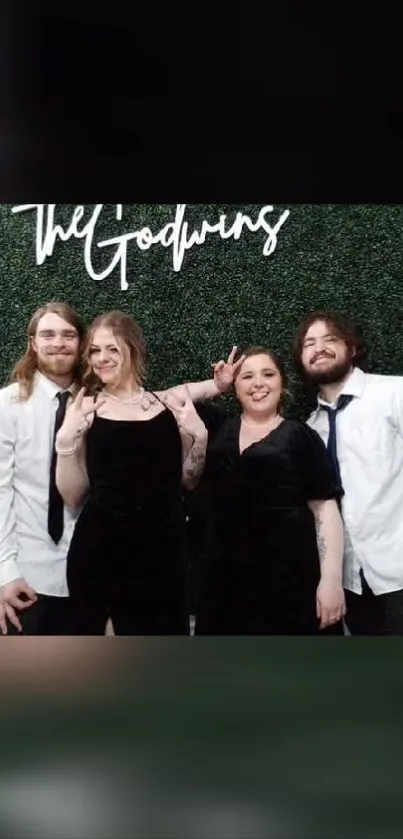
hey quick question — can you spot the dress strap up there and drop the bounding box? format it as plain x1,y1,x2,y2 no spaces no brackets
150,390,175,414
149,390,166,407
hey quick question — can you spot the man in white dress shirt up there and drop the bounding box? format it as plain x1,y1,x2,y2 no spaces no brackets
292,309,403,635
0,301,86,634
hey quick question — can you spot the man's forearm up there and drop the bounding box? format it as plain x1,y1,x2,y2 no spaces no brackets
0,417,22,588
0,554,22,588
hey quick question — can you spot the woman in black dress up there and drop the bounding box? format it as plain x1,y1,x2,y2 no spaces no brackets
195,346,346,635
54,311,238,635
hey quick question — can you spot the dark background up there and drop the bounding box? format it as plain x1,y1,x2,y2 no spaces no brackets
1,6,402,200
1,202,402,419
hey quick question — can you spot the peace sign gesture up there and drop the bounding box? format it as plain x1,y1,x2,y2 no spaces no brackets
162,385,208,442
212,346,246,393
161,385,208,489
56,387,106,451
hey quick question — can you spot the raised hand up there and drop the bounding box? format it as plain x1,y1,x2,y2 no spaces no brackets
56,387,106,451
162,386,208,442
161,386,208,490
212,346,246,392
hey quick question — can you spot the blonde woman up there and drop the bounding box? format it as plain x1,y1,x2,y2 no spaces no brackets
56,310,242,635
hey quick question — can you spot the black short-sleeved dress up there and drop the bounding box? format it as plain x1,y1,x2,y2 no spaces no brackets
66,407,189,636
194,415,342,635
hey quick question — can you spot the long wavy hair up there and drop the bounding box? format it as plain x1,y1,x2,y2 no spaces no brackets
82,310,148,395
9,301,86,400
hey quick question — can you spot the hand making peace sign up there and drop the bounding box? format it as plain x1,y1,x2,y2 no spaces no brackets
56,387,106,451
212,346,246,392
162,385,208,442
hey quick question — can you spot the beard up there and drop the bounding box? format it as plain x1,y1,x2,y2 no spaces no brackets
38,354,78,377
302,353,353,386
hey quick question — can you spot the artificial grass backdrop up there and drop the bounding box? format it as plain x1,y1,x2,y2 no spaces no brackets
1,203,402,418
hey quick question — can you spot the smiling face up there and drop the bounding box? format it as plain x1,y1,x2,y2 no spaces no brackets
89,327,133,389
83,311,147,395
234,352,283,418
31,312,80,379
300,319,354,385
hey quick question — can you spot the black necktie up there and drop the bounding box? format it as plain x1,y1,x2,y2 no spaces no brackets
321,394,353,488
48,391,71,544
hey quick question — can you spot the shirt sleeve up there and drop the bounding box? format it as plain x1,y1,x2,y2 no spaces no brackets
290,422,342,501
390,378,403,438
0,391,22,586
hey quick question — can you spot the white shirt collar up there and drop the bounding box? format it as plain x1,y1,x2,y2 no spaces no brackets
34,371,75,400
312,366,366,413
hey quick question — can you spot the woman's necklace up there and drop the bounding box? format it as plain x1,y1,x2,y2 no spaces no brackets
241,414,281,431
104,387,145,405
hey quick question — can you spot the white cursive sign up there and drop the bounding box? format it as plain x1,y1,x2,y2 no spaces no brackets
11,203,291,291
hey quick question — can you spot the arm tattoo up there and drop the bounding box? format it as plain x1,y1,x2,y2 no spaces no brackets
315,515,327,565
141,393,157,411
189,445,202,464
182,439,207,489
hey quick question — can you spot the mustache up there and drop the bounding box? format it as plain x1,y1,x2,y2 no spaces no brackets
310,351,335,365
45,350,74,355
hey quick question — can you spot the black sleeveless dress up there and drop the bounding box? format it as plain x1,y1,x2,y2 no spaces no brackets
66,407,190,635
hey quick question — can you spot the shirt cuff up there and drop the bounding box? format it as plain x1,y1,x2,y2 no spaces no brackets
0,557,21,588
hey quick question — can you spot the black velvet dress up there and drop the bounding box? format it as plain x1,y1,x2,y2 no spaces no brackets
195,416,342,635
66,408,189,635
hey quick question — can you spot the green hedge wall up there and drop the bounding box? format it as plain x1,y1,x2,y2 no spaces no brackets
1,204,402,418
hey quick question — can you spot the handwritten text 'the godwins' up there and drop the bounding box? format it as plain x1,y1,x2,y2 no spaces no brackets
11,204,291,290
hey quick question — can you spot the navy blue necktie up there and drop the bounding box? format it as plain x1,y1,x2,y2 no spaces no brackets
321,394,353,488
48,391,70,544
